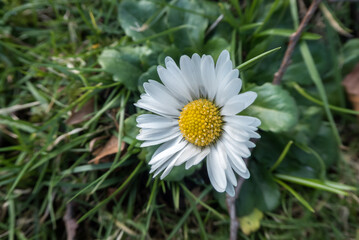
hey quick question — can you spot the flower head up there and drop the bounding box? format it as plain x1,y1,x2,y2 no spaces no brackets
135,50,260,196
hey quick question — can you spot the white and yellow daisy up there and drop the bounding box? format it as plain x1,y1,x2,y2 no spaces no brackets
135,50,261,196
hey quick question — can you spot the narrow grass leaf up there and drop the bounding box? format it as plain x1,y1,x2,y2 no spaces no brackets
167,186,212,239
269,140,293,172
299,42,341,145
274,178,315,212
255,29,321,40
77,161,143,223
292,82,359,115
275,174,347,195
236,47,281,71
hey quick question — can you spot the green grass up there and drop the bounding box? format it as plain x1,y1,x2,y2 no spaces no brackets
1,0,359,239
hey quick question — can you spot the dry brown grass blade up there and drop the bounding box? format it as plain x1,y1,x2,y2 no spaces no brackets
63,202,78,240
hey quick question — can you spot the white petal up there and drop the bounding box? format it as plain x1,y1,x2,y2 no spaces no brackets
206,146,227,192
216,78,242,107
223,125,250,142
217,139,249,177
136,114,178,129
221,91,257,115
185,146,210,169
135,96,179,117
216,50,233,87
136,126,179,141
225,183,235,197
165,59,194,102
148,138,186,165
245,141,256,148
160,145,189,179
249,131,261,139
225,165,237,187
152,161,170,177
201,55,217,100
216,143,237,187
143,80,183,110
174,144,201,166
150,137,181,163
180,55,200,99
218,69,239,92
140,131,181,147
223,115,261,128
157,66,192,103
223,133,251,158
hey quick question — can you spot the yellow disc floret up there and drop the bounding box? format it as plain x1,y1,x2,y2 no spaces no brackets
178,98,223,147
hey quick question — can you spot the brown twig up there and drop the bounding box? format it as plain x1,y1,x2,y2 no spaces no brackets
226,157,248,240
273,0,322,85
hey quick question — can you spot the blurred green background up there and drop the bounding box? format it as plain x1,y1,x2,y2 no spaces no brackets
0,0,358,239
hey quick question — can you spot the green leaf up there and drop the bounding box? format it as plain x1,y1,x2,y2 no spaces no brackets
236,161,280,216
118,0,166,41
99,46,152,90
291,106,323,144
298,123,339,168
163,163,201,182
166,0,208,49
203,37,229,58
341,39,359,74
242,83,298,132
138,65,159,93
124,115,139,141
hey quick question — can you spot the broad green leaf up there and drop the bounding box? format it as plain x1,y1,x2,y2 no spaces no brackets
341,39,359,74
236,161,280,216
138,65,159,93
242,83,298,132
296,123,339,168
291,106,323,144
164,163,201,182
124,115,139,140
166,0,208,49
118,0,166,41
99,47,152,90
203,37,229,58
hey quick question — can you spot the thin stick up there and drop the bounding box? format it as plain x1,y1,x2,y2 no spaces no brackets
273,0,322,85
226,158,248,240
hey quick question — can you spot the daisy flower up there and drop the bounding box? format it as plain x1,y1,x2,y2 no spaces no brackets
135,50,261,196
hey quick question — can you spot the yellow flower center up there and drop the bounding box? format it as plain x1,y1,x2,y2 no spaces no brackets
178,98,223,147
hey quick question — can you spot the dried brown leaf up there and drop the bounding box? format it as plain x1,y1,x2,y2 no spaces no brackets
66,98,94,125
342,63,359,114
89,136,125,164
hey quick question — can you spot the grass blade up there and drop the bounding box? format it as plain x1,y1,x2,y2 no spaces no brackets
299,41,341,145
274,178,315,213
236,47,281,71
